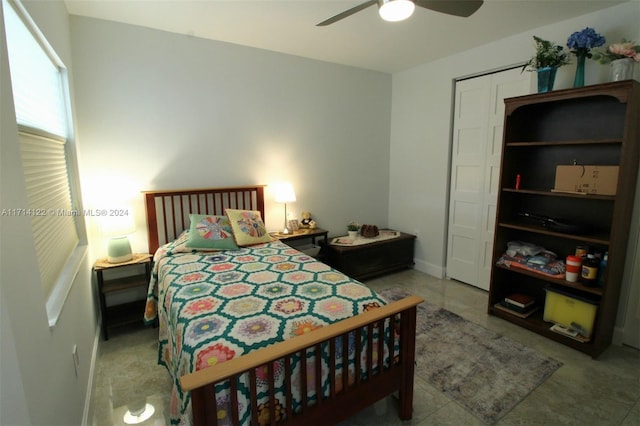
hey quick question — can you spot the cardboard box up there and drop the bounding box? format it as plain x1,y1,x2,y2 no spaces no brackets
554,165,619,195
544,287,598,338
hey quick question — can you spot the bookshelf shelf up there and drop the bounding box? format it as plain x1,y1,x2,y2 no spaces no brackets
505,138,622,147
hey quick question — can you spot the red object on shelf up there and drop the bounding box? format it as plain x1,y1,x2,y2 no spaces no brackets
515,174,521,189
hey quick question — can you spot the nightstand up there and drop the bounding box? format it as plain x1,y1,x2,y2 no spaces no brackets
93,253,152,340
270,228,329,258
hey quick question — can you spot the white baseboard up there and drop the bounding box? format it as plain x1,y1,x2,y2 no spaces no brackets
82,323,101,426
413,258,444,279
612,325,640,350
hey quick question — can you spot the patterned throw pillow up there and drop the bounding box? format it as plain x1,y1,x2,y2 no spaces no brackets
186,214,239,250
225,209,273,246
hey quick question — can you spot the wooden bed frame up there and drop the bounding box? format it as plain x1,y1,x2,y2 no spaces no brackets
143,185,422,425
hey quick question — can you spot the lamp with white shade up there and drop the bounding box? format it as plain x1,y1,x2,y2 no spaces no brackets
102,208,136,263
274,183,296,235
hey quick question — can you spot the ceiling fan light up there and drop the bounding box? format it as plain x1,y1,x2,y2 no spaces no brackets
378,0,415,22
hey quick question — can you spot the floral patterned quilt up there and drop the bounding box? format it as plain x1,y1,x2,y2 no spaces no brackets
144,236,391,425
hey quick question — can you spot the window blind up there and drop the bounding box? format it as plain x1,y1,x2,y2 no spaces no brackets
19,132,79,297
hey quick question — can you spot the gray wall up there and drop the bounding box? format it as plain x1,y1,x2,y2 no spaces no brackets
70,17,392,257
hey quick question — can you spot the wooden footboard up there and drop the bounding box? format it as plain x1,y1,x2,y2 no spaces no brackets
180,295,423,425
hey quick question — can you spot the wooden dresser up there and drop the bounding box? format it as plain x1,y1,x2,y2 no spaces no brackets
326,231,416,281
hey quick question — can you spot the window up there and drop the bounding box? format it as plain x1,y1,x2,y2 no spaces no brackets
3,0,86,326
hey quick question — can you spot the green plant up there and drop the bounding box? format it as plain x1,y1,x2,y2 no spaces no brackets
347,221,359,231
523,36,570,71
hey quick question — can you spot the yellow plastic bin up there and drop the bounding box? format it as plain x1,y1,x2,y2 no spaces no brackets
543,287,598,338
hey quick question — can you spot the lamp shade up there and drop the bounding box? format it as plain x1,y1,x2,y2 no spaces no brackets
274,183,296,204
107,236,133,263
378,0,415,22
103,213,135,238
101,206,135,263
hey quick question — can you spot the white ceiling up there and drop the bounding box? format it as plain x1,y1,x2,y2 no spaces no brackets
63,0,626,73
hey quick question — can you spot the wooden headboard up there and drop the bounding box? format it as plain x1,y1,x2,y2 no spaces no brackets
142,186,266,254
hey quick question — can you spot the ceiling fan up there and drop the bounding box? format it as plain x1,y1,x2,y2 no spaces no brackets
317,0,483,26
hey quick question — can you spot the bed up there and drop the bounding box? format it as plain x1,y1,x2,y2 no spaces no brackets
142,185,423,425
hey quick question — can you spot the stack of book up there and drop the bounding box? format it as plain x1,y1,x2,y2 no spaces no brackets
494,293,539,318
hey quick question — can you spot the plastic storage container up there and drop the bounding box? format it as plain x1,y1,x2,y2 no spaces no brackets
544,287,599,338
565,255,582,282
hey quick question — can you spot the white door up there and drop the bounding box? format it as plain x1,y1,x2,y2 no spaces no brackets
621,232,640,349
621,176,640,349
447,68,532,290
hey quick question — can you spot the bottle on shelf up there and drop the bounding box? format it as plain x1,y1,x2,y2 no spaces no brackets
597,252,608,287
581,254,599,287
575,245,588,259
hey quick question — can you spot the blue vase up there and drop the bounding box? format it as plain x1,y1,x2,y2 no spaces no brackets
537,67,557,93
573,54,586,88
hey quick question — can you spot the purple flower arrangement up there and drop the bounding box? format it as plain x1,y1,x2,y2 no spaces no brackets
566,27,606,87
567,27,606,58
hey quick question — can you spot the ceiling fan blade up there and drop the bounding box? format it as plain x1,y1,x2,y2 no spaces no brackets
414,0,483,17
317,0,377,26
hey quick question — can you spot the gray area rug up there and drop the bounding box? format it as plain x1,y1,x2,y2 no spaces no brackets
380,287,562,424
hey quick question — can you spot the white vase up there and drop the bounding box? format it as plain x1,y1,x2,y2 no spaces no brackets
609,58,634,82
348,230,358,239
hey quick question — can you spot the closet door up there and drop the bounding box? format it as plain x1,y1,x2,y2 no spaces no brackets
621,175,640,349
446,68,531,290
621,231,640,349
